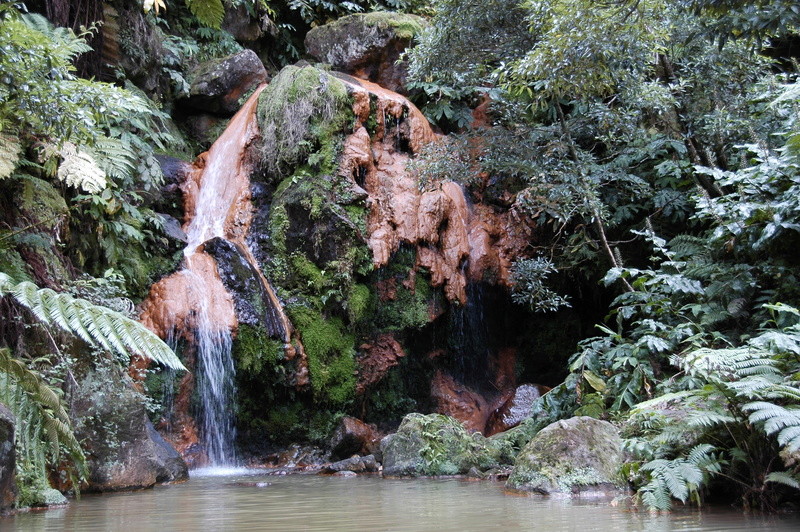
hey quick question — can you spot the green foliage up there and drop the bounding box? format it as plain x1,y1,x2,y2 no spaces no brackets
256,65,352,181
623,304,800,510
0,347,86,500
289,305,356,406
510,257,570,313
0,272,184,371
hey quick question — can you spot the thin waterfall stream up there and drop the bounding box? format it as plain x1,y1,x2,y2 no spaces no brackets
140,85,281,468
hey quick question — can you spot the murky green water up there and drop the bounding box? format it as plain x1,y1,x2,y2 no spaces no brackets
4,471,799,531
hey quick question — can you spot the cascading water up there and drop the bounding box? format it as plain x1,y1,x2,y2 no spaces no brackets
182,267,237,466
140,85,282,468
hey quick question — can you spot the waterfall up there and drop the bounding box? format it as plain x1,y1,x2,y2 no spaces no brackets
140,85,278,468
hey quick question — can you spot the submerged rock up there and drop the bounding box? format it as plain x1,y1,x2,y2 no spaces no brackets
0,404,16,514
304,12,426,93
323,454,379,474
182,49,268,115
506,416,626,497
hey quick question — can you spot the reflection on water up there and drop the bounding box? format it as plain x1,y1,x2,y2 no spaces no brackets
4,473,799,532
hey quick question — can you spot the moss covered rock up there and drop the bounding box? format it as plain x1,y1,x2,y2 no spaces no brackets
183,49,268,115
304,12,426,93
506,416,626,497
380,413,514,477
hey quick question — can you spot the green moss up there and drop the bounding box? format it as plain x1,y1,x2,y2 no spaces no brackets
347,283,371,323
374,271,434,332
288,305,356,406
256,65,353,181
0,238,32,282
290,253,326,293
233,324,284,374
361,12,426,40
269,203,289,257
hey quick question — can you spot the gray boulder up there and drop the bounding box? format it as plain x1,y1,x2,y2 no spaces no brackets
183,49,268,115
506,416,626,497
304,12,426,93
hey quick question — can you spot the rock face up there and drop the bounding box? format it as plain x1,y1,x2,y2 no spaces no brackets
329,417,381,460
430,371,492,434
0,404,17,514
506,416,626,496
305,12,426,93
356,334,406,395
380,413,513,477
182,49,269,115
336,73,531,304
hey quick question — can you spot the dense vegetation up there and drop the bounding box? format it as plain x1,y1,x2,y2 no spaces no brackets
1,0,799,514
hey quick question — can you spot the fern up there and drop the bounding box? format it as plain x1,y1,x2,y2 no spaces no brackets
638,444,723,510
0,348,87,489
0,133,21,180
185,0,225,29
57,143,108,194
0,272,185,371
744,402,800,452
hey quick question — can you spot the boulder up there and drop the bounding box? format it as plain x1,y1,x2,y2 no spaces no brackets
0,404,17,514
146,420,189,483
485,383,549,436
182,49,268,115
380,413,514,477
304,12,426,93
506,416,626,497
329,417,381,460
72,360,189,492
430,371,491,434
323,454,379,474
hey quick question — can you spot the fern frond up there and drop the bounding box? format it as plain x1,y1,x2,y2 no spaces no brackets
0,272,185,371
58,143,107,193
765,471,800,489
185,0,225,28
85,137,136,182
744,402,800,452
0,133,22,180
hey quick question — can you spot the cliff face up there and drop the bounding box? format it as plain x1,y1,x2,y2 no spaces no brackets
135,13,554,454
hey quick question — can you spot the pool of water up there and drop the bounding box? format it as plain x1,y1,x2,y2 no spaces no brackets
5,472,799,531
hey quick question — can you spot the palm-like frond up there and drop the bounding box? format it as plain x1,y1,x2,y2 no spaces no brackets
0,348,86,477
744,402,800,452
0,272,185,371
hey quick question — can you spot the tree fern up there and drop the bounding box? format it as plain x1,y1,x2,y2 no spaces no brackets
56,142,108,194
0,272,185,371
744,402,800,452
637,444,723,510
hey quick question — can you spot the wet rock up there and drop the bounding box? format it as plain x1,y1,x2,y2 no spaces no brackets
304,12,426,93
0,404,17,514
146,420,189,483
506,416,626,497
329,417,381,460
205,237,288,339
356,335,406,395
234,481,273,488
380,413,514,477
323,454,379,474
485,383,550,436
150,155,191,215
223,4,263,43
333,470,358,477
430,371,491,434
72,358,188,492
270,444,327,470
180,113,230,150
182,49,268,115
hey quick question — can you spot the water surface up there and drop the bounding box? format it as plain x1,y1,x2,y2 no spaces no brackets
5,472,799,531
